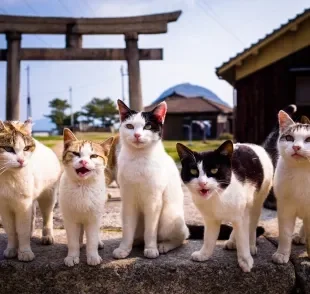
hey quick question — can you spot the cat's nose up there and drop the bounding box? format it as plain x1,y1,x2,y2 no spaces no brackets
17,159,24,166
79,160,87,166
292,145,301,152
198,182,207,188
134,133,141,139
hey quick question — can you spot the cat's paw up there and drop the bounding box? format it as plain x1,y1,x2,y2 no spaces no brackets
87,253,102,266
113,248,131,259
4,248,17,258
224,240,237,250
144,248,159,259
250,245,258,256
191,250,210,262
272,252,290,264
292,234,306,245
238,255,253,272
98,240,104,250
64,256,80,267
18,250,35,262
158,242,172,254
41,235,54,245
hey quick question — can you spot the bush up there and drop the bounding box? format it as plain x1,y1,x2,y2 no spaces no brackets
218,133,233,140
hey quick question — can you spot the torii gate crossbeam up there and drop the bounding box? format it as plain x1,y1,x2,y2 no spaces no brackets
0,11,181,120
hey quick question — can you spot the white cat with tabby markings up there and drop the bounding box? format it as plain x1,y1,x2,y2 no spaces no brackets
272,111,310,264
59,129,114,267
0,119,61,261
113,100,189,259
177,140,273,272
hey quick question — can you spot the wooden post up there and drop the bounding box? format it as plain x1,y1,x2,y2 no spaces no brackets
6,32,21,120
125,33,143,111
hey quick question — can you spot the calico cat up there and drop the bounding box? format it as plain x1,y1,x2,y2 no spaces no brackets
0,119,61,261
272,111,310,264
59,129,114,266
262,104,309,210
112,100,189,259
177,140,273,272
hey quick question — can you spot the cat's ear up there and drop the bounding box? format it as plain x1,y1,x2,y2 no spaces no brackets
117,99,132,122
21,118,33,135
100,137,114,156
63,128,78,145
176,143,195,162
216,140,233,159
0,120,8,132
278,110,295,133
151,102,167,124
301,115,310,124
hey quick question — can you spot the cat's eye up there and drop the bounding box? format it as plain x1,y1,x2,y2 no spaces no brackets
305,137,310,143
126,124,134,129
24,146,32,151
144,124,152,130
190,169,198,176
2,146,15,153
285,135,294,142
72,151,80,157
210,168,218,174
90,154,99,159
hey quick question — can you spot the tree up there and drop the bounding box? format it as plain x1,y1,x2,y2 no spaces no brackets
45,98,70,133
63,111,81,127
82,98,118,125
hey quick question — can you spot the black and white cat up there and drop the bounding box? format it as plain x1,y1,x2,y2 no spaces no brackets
177,140,273,272
113,100,189,259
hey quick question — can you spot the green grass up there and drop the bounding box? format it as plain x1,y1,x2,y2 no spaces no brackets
35,132,224,161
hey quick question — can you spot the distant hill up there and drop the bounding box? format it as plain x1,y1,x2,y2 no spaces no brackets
32,118,55,132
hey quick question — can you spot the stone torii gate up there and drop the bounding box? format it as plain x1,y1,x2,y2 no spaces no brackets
0,11,181,120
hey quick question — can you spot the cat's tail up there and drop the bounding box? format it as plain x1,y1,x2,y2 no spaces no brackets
282,104,297,117
187,224,265,240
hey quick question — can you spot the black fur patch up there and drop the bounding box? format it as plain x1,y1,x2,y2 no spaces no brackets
232,145,264,190
178,144,264,191
141,111,163,137
179,148,232,190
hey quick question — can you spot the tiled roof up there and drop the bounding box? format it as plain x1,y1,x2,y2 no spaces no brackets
216,8,310,77
145,95,232,114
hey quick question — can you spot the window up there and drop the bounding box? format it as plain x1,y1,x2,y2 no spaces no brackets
296,76,310,106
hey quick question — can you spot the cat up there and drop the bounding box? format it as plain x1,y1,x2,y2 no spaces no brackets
176,140,273,272
112,100,189,259
272,110,310,264
263,104,297,210
59,128,114,267
0,119,61,261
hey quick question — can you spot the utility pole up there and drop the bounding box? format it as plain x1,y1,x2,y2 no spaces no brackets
120,65,128,102
26,65,31,119
69,86,73,128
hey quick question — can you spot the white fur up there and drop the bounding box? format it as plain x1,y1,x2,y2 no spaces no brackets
186,143,273,272
272,125,310,264
113,113,189,259
0,138,61,261
59,143,107,267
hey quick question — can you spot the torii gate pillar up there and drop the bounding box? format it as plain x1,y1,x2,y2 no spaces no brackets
6,32,21,120
125,33,142,111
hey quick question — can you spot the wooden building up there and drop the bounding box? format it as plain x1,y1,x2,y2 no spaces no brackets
216,8,310,144
145,83,233,140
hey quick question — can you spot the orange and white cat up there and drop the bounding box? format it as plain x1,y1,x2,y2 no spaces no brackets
0,119,61,261
59,129,114,267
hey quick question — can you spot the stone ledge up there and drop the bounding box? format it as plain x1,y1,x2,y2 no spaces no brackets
0,229,295,294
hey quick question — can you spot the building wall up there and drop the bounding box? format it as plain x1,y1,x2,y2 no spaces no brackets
235,45,310,144
163,113,227,140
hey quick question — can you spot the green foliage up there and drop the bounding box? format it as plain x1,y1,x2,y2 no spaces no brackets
44,98,70,133
81,98,118,125
218,133,234,140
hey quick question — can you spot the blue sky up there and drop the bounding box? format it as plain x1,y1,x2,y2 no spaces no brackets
0,0,309,121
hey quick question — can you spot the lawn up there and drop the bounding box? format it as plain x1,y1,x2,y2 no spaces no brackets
35,132,224,162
